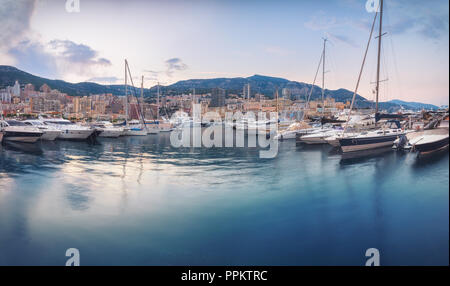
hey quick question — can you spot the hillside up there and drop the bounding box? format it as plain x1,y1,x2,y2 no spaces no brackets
0,65,438,111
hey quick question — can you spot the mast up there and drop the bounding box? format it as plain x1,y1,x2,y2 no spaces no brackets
276,88,279,114
321,38,327,120
140,75,144,120
125,59,128,124
375,0,383,116
157,82,160,119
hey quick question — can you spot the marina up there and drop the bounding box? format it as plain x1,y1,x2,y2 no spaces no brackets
0,0,448,269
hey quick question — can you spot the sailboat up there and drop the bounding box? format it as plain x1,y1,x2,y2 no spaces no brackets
145,81,161,134
123,60,147,136
338,0,406,153
299,38,344,144
275,40,327,140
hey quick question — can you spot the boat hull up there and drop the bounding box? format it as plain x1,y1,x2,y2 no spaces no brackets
41,130,61,141
3,131,43,143
58,129,94,140
339,134,400,153
124,129,147,136
300,136,328,144
414,136,449,154
99,130,123,138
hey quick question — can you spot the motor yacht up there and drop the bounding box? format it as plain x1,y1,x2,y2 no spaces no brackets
0,120,43,143
41,118,94,140
23,119,61,141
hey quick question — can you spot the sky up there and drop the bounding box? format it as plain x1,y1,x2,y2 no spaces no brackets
0,0,448,105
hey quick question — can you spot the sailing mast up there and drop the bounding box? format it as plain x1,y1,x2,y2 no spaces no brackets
375,0,384,118
321,38,327,121
157,82,160,119
140,75,145,121
125,59,128,124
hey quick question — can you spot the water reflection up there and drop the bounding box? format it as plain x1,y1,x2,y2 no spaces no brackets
0,134,448,265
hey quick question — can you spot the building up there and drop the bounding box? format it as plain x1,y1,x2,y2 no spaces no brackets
210,88,226,107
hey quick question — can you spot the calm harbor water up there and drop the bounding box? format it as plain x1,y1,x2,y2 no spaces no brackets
0,133,448,265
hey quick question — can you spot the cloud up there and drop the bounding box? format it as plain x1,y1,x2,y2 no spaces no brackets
7,38,112,80
165,58,188,77
0,0,36,50
48,40,111,66
8,39,58,78
326,32,358,47
87,76,121,84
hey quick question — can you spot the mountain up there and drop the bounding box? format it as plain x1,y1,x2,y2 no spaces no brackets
0,65,437,111
388,99,438,111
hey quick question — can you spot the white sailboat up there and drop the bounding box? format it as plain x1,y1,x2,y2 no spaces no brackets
338,0,406,153
123,60,147,136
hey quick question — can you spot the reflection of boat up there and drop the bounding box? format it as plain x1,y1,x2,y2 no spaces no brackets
0,120,43,143
23,119,61,140
340,146,393,162
0,131,3,143
410,134,449,155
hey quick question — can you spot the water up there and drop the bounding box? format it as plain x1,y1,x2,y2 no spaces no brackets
0,134,448,265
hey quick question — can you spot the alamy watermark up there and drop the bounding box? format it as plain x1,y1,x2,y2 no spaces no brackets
365,248,380,266
65,248,80,266
365,0,380,13
65,0,80,13
169,104,279,159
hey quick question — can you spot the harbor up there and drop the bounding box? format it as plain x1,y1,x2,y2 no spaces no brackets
0,0,448,268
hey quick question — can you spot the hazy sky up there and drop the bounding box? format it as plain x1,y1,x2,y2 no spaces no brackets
0,0,448,105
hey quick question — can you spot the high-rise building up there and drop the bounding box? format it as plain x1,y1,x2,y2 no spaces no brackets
12,80,20,97
243,83,251,100
210,88,226,107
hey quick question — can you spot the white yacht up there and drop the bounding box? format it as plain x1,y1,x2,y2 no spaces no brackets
144,120,160,134
23,119,61,141
124,120,147,136
41,118,94,140
0,120,43,143
299,127,341,144
92,121,124,138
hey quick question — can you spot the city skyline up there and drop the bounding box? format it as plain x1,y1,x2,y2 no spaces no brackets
0,0,448,105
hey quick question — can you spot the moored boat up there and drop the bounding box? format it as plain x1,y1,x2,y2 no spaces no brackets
41,118,94,140
23,119,61,141
0,120,43,143
410,133,449,155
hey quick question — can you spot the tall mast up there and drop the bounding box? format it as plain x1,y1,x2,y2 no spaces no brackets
140,75,144,120
125,59,128,123
375,0,383,115
157,82,160,119
276,88,279,114
321,38,327,119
